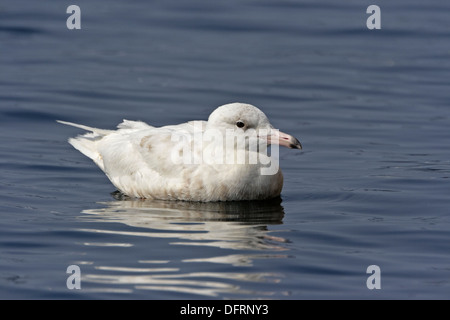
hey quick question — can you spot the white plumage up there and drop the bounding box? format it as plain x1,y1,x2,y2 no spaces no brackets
58,103,301,201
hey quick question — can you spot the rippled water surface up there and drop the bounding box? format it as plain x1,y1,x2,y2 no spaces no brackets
1,0,450,299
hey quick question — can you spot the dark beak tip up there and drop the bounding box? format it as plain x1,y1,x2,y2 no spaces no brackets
292,138,302,150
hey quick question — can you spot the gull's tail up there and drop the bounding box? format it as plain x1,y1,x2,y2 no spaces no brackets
57,120,112,171
56,120,113,136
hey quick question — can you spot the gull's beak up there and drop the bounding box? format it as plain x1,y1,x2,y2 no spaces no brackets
268,130,302,149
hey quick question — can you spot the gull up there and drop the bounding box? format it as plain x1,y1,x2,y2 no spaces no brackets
58,103,302,201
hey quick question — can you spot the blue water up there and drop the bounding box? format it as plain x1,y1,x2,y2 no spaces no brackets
1,0,450,299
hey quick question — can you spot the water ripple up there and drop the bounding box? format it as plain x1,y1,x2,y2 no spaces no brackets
75,197,289,298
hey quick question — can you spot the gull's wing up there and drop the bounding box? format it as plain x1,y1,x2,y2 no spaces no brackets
59,119,208,197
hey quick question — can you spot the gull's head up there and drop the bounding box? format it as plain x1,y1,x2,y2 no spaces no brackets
206,102,302,149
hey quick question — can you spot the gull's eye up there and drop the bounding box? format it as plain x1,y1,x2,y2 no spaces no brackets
236,121,245,128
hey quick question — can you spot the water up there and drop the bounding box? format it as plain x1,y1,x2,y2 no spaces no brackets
1,0,450,299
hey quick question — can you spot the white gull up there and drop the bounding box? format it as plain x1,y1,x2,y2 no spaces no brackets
58,102,301,201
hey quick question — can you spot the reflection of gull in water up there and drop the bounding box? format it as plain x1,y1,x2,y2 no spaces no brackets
81,193,287,251
76,195,292,298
